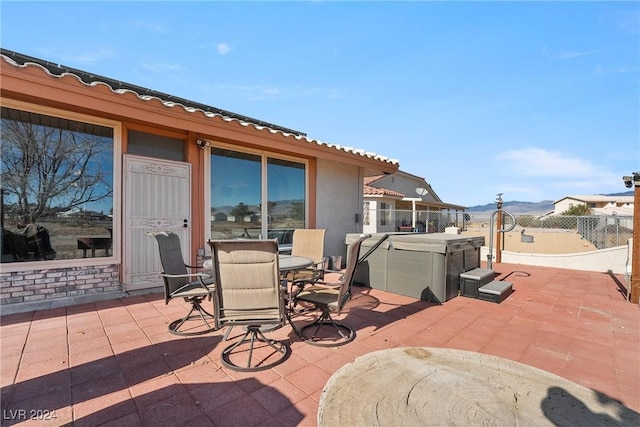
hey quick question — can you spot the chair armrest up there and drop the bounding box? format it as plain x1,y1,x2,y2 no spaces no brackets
161,272,215,293
160,273,215,294
161,272,211,279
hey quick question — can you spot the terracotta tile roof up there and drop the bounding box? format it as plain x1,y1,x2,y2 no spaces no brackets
1,49,399,168
364,184,405,198
364,175,386,185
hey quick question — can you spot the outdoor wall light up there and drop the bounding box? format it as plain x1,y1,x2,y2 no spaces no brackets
622,172,639,188
196,138,211,149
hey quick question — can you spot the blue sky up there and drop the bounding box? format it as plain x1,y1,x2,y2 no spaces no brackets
2,1,638,206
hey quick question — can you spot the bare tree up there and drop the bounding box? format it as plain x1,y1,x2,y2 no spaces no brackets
1,117,112,222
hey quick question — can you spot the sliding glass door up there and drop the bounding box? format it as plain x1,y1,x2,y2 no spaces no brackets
209,146,306,246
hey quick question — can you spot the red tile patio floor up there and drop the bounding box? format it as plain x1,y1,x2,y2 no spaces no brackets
1,263,638,426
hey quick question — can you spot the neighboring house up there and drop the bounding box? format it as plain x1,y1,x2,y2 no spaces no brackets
552,195,634,216
363,170,466,234
0,49,398,313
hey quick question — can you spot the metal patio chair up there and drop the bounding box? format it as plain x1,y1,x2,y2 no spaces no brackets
149,232,216,336
209,239,290,371
285,229,327,295
294,234,370,347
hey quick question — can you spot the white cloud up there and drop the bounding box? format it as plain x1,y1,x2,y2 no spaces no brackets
40,48,115,65
542,46,600,60
217,43,231,55
139,62,184,73
497,147,597,178
212,84,283,100
129,20,165,33
595,65,638,75
495,147,625,198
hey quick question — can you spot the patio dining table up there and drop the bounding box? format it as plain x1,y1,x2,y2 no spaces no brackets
201,254,313,275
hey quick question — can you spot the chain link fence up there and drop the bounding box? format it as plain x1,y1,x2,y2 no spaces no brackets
364,209,468,233
466,213,633,250
363,208,633,251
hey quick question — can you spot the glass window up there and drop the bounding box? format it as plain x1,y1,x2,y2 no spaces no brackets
1,107,114,263
267,157,305,243
380,202,388,226
210,147,262,240
363,201,370,226
210,147,306,245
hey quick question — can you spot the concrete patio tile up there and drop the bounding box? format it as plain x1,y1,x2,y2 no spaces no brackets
70,356,122,386
69,346,115,368
128,372,187,409
0,334,28,358
531,329,573,355
120,359,173,388
68,335,112,356
312,350,353,374
10,368,70,402
275,396,318,426
110,336,154,355
188,380,247,413
272,352,314,378
222,367,282,394
136,390,203,427
67,325,108,344
14,357,69,381
206,393,273,427
251,377,307,415
284,364,331,396
71,371,129,404
98,411,144,427
0,262,637,425
519,345,569,376
114,344,163,371
2,389,73,427
570,336,615,363
287,340,334,364
173,361,228,390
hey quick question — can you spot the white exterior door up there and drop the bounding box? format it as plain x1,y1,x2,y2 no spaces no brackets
123,155,191,292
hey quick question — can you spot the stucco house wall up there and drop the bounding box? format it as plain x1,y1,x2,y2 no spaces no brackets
481,244,629,275
363,171,466,234
316,159,363,266
371,173,441,205
0,49,398,314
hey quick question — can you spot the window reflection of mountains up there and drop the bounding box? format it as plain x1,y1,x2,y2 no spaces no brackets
211,200,304,222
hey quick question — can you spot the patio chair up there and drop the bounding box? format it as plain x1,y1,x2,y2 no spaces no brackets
149,232,216,336
293,234,370,347
285,229,326,293
210,239,290,371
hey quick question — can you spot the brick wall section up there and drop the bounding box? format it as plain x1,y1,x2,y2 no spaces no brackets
0,264,121,306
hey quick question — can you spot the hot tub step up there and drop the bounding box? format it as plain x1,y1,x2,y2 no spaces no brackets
478,280,512,303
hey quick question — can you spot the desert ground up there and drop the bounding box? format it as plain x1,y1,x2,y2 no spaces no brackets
462,227,597,254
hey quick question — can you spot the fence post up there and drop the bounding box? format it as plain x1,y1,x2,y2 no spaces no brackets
631,185,640,304
496,197,503,264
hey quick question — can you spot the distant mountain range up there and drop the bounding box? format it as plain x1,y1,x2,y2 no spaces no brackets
466,200,555,215
466,191,634,215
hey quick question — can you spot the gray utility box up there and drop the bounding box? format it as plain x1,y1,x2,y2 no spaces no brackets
460,268,495,299
346,233,485,303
